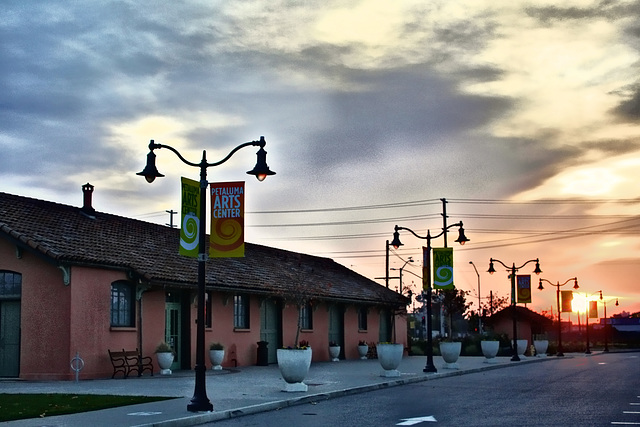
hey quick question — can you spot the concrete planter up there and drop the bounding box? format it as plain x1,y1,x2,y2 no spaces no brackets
156,352,174,375
439,341,461,369
514,339,528,359
481,340,499,364
328,346,340,362
376,343,403,377
209,349,225,370
533,340,548,357
357,344,369,360
277,348,312,392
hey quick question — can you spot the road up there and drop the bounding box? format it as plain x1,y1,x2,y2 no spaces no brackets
209,352,640,426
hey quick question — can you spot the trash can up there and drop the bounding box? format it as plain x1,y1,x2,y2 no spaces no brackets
257,341,269,366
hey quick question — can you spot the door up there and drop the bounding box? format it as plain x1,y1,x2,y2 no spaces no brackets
379,308,392,343
328,305,344,359
165,299,181,370
0,301,20,377
260,299,281,364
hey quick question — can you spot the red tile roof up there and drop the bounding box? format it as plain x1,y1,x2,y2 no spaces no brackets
0,191,407,306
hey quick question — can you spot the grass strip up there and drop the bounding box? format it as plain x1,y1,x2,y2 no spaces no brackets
0,393,175,422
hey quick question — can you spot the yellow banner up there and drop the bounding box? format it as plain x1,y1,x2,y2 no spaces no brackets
179,177,200,258
209,181,245,258
517,275,532,303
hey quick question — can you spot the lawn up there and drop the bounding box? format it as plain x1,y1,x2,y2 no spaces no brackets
0,393,174,422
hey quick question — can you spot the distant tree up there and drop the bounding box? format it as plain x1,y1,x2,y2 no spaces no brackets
438,288,471,339
480,292,510,316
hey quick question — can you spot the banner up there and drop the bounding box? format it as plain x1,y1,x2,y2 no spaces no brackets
588,300,598,319
422,247,429,291
179,177,200,258
432,247,454,290
517,275,532,303
561,290,573,312
210,181,245,258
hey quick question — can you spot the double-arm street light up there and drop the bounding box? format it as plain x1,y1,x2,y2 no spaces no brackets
488,258,542,361
137,136,275,412
579,290,602,355
391,222,469,373
537,277,578,357
600,292,619,352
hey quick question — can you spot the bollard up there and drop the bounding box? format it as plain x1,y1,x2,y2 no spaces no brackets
70,351,85,383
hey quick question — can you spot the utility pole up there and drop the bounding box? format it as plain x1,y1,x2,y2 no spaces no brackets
166,209,177,228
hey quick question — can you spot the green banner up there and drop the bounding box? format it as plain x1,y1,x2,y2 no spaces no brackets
179,177,200,258
432,247,454,290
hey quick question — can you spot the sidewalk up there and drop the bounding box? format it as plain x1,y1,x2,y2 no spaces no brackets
1,354,555,427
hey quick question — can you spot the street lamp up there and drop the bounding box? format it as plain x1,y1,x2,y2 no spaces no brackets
488,258,542,361
469,261,481,333
537,277,578,357
390,257,414,294
576,290,601,355
391,222,469,373
137,136,275,412
600,292,619,352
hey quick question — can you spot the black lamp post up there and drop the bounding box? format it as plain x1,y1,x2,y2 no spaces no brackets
469,261,482,333
537,277,578,357
391,222,469,373
488,258,542,361
137,136,275,412
601,294,619,352
578,290,601,355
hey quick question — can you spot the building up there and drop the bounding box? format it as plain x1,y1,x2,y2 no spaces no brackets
485,306,553,344
0,185,408,380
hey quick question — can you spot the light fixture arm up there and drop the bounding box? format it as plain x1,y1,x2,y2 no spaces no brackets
148,137,266,170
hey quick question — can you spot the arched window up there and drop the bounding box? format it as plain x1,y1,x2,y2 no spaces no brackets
0,271,22,299
110,281,135,327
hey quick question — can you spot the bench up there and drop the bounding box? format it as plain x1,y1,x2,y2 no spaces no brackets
108,349,154,379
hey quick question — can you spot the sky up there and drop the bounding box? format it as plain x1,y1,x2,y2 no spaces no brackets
2,0,640,319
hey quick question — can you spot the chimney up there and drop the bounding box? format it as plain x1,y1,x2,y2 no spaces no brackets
82,183,96,216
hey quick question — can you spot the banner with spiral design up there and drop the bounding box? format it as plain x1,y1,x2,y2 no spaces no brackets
433,247,454,290
180,177,200,258
517,275,532,303
210,181,245,258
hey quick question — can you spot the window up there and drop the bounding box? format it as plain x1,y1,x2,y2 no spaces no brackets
233,294,250,329
0,271,21,298
358,307,368,331
299,303,313,330
110,281,135,327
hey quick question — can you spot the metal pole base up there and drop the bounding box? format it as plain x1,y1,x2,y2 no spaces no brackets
511,354,520,362
423,363,437,373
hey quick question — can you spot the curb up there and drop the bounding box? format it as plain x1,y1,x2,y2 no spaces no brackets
135,356,555,427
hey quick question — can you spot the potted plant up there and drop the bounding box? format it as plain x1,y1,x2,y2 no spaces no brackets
438,289,471,369
275,255,316,392
376,342,404,377
514,339,528,359
328,341,340,362
533,334,549,357
209,342,225,370
480,331,501,364
277,340,312,392
357,340,369,360
155,341,175,375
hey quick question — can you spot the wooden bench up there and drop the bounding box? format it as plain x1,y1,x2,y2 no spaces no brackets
108,349,154,378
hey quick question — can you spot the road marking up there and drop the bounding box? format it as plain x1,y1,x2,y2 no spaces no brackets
397,415,437,425
623,412,640,414
611,422,640,425
630,403,640,406
127,412,163,416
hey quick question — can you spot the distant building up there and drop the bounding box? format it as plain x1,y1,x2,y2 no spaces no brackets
485,306,553,344
0,185,408,380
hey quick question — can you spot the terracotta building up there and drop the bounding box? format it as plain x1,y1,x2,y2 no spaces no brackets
0,185,408,380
